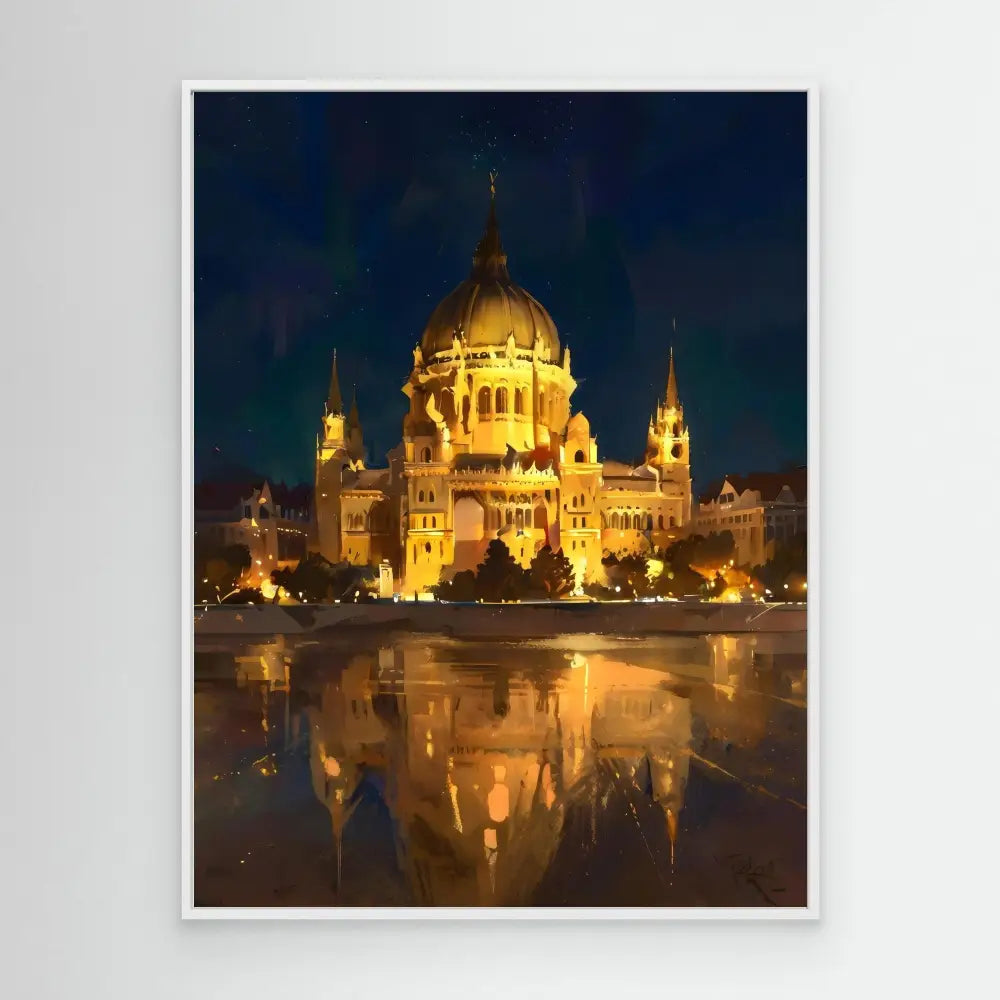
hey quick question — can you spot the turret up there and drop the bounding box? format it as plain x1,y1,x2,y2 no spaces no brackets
646,324,693,522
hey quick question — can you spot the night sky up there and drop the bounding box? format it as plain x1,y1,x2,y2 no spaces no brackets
194,91,806,493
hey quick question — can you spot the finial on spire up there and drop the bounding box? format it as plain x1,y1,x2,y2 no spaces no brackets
471,179,509,279
327,348,344,415
666,321,679,409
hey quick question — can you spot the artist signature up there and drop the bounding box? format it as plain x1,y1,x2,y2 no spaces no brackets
717,853,787,906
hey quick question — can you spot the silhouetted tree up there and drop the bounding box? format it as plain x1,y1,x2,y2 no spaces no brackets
475,539,526,602
433,569,477,602
601,552,652,598
194,541,251,603
528,545,576,599
271,552,372,603
752,533,807,600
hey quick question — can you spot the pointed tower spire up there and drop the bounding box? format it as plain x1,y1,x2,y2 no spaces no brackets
666,319,679,409
471,172,509,280
348,384,360,427
327,349,344,415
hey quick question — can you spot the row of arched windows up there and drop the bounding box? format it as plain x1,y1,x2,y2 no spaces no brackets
481,506,546,531
471,385,553,418
419,515,438,529
417,489,436,503
345,512,367,531
476,385,529,416
605,512,677,531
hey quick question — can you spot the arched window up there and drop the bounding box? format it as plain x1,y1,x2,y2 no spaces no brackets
428,490,435,503
478,386,491,415
495,386,508,414
572,496,577,508
658,514,664,529
582,517,587,528
420,446,432,463
572,517,577,528
574,449,585,463
633,513,642,530
412,545,417,562
646,514,653,531
506,509,513,526
514,388,524,414
418,490,425,502
425,542,431,553
579,494,585,507
611,512,620,529
669,515,676,528
422,516,427,528
432,516,437,528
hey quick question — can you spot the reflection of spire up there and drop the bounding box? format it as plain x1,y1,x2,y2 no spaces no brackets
327,349,344,415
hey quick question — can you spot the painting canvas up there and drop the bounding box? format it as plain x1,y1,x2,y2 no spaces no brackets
183,85,816,916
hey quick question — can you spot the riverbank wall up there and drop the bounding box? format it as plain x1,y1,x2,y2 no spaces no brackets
193,600,807,638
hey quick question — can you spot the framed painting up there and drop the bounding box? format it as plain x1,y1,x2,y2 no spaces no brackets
181,81,818,918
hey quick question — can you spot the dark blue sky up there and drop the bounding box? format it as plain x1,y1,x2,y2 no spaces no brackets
194,90,807,491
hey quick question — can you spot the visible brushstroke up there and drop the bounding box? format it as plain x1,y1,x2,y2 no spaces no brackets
193,629,806,907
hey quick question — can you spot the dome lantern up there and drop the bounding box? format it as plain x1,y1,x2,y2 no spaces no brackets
419,186,561,360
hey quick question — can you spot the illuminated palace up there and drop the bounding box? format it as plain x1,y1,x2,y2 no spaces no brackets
313,190,693,594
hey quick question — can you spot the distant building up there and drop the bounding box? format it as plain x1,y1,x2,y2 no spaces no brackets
194,479,311,585
695,468,807,567
312,188,695,593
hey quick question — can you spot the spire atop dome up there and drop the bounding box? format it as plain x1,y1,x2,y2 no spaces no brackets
327,349,344,415
471,176,509,280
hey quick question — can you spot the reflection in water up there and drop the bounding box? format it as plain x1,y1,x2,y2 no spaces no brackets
194,632,807,908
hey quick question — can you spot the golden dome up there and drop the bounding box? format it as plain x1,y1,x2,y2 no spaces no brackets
420,197,561,359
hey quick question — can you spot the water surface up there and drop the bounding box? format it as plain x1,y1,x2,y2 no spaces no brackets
193,631,807,907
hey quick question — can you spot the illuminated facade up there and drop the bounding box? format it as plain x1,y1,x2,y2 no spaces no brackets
695,469,807,567
194,479,310,584
314,191,693,593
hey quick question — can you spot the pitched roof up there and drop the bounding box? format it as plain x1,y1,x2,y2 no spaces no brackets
601,460,634,477
700,467,807,505
193,480,262,511
350,468,391,491
270,482,312,508
194,479,312,512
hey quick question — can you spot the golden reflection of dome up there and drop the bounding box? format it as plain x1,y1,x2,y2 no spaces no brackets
419,197,561,359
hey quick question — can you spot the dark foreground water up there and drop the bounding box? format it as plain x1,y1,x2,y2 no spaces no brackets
193,631,807,908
